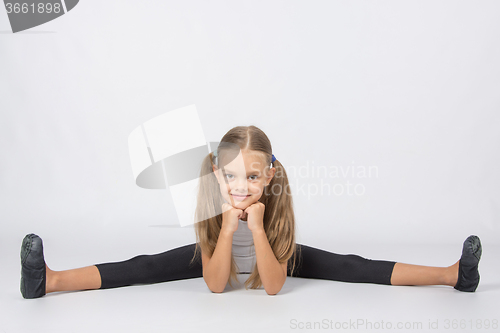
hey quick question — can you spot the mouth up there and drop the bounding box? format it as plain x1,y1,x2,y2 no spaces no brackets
231,194,251,200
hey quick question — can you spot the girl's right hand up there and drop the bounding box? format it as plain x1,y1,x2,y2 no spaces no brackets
221,203,244,234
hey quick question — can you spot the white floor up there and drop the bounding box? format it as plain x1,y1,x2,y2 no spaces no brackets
1,228,499,333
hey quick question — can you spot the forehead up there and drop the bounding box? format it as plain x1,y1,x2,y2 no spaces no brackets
220,150,267,172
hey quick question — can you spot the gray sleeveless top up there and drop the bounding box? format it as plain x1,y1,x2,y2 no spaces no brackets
232,219,256,273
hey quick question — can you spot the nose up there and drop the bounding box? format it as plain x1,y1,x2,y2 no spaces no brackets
232,178,248,193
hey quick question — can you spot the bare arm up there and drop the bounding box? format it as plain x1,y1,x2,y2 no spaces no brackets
252,229,287,295
201,229,235,293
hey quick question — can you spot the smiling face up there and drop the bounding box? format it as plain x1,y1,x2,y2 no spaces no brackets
213,149,276,211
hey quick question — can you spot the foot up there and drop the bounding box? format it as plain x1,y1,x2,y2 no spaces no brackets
20,234,47,299
453,235,482,292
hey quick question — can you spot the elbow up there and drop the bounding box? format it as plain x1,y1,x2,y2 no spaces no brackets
209,285,225,293
265,288,281,296
265,277,286,295
204,276,226,293
265,284,284,296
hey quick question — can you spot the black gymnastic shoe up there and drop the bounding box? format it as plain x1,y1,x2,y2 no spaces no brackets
20,233,47,299
454,235,482,292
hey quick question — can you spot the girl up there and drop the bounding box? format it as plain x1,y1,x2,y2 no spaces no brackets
20,125,482,298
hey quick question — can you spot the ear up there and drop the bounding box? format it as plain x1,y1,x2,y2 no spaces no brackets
266,167,276,185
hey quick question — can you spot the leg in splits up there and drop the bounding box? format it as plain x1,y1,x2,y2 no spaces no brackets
45,243,202,294
23,235,479,298
44,244,459,293
287,244,459,287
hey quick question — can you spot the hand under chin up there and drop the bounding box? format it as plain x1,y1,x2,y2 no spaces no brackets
230,201,250,217
222,195,254,214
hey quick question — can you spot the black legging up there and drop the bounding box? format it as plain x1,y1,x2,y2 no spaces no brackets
95,243,396,289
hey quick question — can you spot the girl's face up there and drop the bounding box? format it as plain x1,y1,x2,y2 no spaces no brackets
213,149,276,210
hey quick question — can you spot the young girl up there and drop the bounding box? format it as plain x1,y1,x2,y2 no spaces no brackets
20,125,482,298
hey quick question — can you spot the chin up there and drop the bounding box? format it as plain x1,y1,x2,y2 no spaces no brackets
232,198,259,210
232,201,250,209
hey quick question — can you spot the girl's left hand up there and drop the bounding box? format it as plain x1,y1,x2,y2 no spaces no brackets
244,202,265,233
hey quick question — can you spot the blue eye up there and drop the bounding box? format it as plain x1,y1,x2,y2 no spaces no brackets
225,174,258,181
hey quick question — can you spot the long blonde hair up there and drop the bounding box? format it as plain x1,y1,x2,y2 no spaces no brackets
191,125,300,289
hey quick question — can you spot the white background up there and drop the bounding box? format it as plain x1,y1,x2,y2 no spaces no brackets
1,1,499,332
